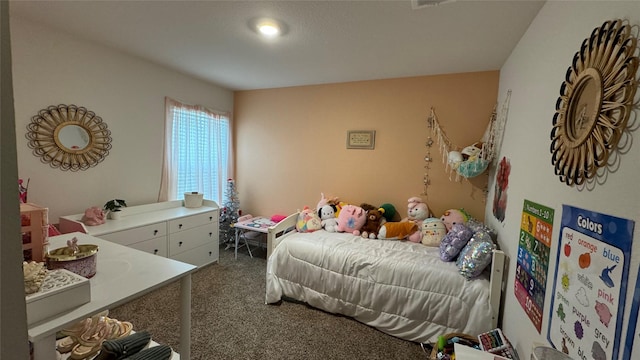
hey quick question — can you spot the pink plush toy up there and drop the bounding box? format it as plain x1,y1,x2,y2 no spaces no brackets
336,204,366,235
402,197,431,242
440,209,470,232
405,197,431,223
81,206,106,226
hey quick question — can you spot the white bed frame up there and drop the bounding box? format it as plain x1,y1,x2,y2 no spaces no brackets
265,212,506,328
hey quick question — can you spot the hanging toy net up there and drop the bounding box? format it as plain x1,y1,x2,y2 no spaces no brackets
428,91,510,181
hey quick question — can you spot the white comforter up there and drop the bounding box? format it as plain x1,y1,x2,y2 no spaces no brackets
265,230,494,343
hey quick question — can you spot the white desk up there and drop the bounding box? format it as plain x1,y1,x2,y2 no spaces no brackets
28,232,196,360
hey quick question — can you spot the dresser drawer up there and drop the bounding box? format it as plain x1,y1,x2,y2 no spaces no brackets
98,222,167,246
169,224,217,256
168,211,217,233
171,242,218,267
129,236,168,257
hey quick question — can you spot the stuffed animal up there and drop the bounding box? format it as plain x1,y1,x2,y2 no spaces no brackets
378,222,419,240
440,208,470,232
360,208,385,239
379,203,399,222
421,217,447,247
461,142,484,161
296,206,322,233
362,202,398,223
405,197,430,223
82,206,106,226
400,197,431,242
336,204,366,235
318,204,339,232
448,151,464,169
317,192,339,209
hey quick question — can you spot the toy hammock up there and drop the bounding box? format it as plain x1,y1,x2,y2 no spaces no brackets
428,90,511,181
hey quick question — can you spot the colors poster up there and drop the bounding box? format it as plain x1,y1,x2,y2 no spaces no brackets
622,265,640,360
514,199,553,333
548,205,633,360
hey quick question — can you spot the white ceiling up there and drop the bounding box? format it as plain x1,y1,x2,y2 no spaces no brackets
9,0,545,91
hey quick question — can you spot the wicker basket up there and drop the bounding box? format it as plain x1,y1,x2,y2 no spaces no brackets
429,333,479,360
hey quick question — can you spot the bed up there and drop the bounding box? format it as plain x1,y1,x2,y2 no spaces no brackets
264,212,506,343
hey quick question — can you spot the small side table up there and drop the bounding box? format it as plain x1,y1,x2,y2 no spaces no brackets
233,216,275,259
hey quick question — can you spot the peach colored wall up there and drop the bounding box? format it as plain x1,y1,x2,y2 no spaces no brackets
234,71,498,221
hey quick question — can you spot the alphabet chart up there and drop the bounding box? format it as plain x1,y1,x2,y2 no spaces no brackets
514,199,553,333
548,205,633,360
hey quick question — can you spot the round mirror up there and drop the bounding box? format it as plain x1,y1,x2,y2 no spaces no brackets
564,68,602,147
26,104,112,171
56,123,91,152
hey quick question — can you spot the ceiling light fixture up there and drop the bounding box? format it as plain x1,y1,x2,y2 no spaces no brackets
250,17,287,38
257,20,280,37
411,0,456,9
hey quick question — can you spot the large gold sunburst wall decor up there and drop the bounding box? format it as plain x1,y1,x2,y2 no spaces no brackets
26,104,112,171
550,19,639,186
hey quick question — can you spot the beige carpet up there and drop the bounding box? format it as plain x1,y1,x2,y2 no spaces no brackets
109,245,426,359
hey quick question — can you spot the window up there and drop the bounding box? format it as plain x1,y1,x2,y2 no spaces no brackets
159,97,232,205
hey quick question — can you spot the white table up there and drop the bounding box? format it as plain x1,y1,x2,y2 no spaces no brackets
28,232,196,360
233,216,275,259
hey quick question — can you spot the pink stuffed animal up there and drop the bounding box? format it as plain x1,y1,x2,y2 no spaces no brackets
81,206,106,226
336,204,366,235
406,197,430,222
440,209,469,232
403,197,431,242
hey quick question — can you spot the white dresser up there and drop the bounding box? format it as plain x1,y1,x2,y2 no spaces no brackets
58,200,219,267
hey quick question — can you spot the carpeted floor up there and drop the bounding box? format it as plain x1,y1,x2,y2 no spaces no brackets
109,245,427,359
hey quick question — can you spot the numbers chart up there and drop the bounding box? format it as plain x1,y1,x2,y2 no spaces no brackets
514,199,553,333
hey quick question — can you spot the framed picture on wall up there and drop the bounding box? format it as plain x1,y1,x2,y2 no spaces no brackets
347,130,375,150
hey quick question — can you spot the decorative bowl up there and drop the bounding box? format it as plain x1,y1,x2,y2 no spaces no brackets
45,238,98,278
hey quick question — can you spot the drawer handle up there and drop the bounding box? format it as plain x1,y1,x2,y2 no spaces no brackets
153,230,158,235
179,241,183,246
209,232,212,237
154,249,158,254
209,216,213,221
179,224,183,229
209,251,212,256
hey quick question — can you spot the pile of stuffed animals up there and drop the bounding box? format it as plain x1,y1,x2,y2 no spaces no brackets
297,193,472,248
295,193,497,279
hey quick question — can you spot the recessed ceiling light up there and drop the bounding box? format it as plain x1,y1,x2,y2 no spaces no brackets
250,18,287,38
257,20,280,37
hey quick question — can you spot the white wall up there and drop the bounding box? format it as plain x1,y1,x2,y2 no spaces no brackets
486,1,640,359
10,17,233,222
1,2,29,359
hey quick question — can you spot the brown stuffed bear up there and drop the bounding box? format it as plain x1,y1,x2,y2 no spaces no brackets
360,208,385,239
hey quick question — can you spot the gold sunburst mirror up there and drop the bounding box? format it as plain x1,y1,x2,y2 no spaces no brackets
550,19,639,186
26,104,112,171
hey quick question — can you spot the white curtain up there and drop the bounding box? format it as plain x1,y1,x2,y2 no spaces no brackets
159,97,233,204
